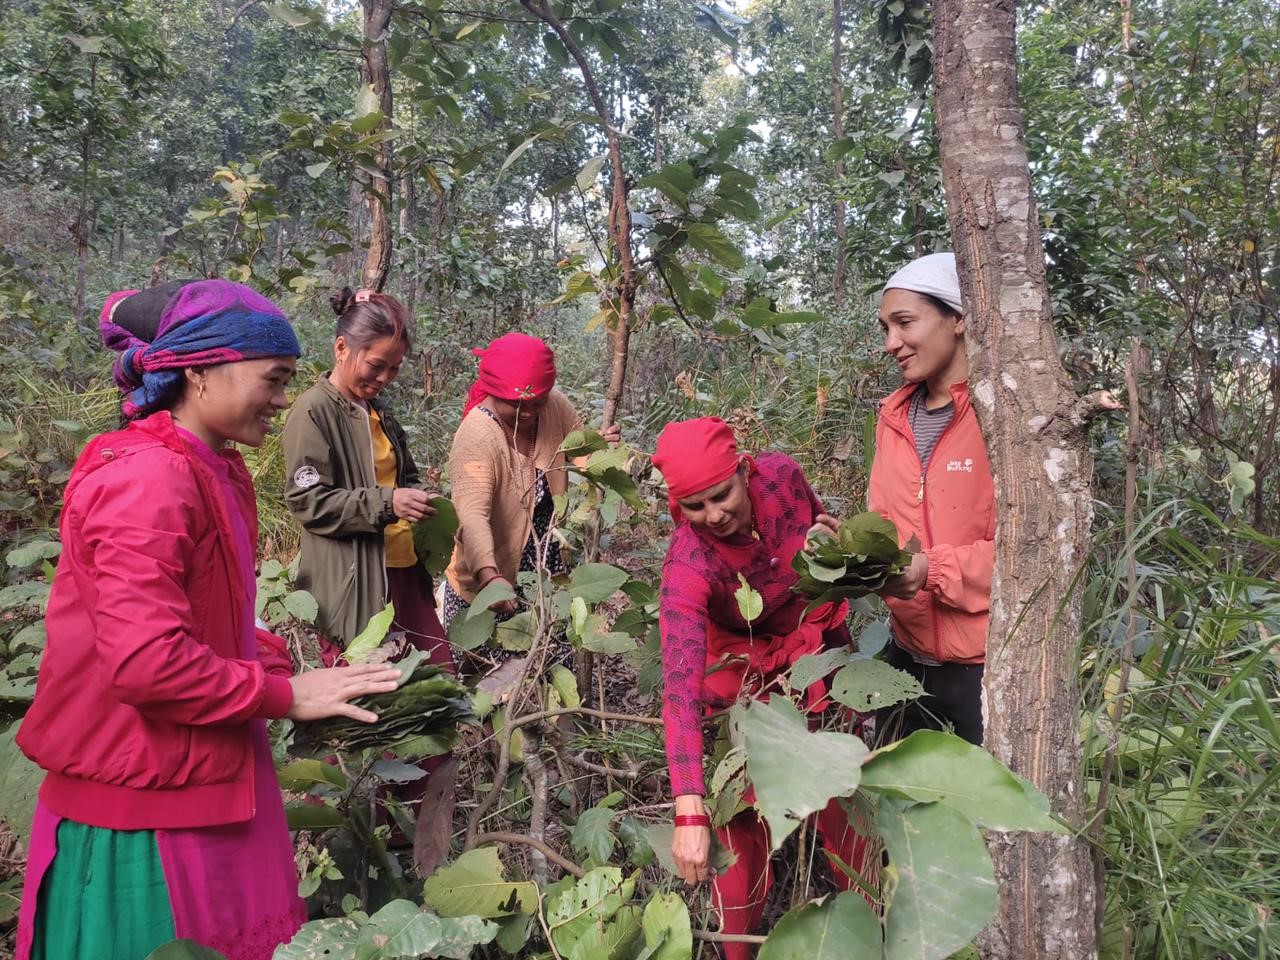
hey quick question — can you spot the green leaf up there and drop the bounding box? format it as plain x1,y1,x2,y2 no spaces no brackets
638,892,692,960
455,21,484,39
423,847,538,918
448,609,496,651
828,659,923,712
569,563,629,603
549,664,581,709
305,160,331,179
70,35,105,54
263,3,313,27
494,913,533,955
352,900,497,960
471,579,516,615
494,611,535,651
344,602,395,664
637,161,696,207
284,803,346,831
880,801,997,960
282,590,319,623
545,867,634,956
734,574,763,623
860,730,1063,832
350,111,384,135
144,941,228,960
558,270,597,302
274,917,360,959
740,697,867,850
413,498,460,577
686,222,744,269
6,540,60,569
0,723,43,844
759,892,881,959
560,429,608,458
499,134,540,175
277,758,349,791
0,581,50,613
576,156,607,192
571,805,617,865
789,649,857,692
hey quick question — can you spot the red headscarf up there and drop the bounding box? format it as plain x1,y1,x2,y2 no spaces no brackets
652,417,749,521
462,333,557,417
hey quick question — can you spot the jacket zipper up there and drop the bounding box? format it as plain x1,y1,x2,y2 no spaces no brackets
891,395,964,663
360,405,389,603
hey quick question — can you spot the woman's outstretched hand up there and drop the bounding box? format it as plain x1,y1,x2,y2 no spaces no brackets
601,422,622,446
287,663,402,723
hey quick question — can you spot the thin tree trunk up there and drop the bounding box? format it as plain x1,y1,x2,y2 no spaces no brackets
359,0,395,291
521,0,634,431
73,56,97,329
933,1,1106,957
653,93,663,168
831,0,847,308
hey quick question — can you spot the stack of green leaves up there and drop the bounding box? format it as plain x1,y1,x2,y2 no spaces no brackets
293,648,475,761
791,512,916,608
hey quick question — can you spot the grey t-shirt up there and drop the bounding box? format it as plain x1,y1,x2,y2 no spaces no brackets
908,385,954,470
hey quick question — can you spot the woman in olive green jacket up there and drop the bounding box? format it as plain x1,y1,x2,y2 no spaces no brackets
283,288,445,659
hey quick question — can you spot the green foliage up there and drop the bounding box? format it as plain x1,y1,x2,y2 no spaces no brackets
412,498,460,578
758,891,881,959
0,721,43,844
345,602,396,664
791,512,915,607
273,900,497,960
423,847,538,919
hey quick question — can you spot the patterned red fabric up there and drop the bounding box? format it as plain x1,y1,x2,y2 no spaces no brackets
658,452,849,796
652,417,743,521
462,332,556,416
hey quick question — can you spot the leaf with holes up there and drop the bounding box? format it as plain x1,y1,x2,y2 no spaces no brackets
828,659,923,712
424,848,538,918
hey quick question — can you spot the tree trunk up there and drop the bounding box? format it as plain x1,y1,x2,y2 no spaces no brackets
521,0,634,431
359,0,395,292
831,0,846,309
73,56,97,329
933,1,1101,958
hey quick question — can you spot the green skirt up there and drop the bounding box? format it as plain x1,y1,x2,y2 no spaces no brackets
31,818,176,960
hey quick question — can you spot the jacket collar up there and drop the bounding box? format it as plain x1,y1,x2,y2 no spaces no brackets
880,379,971,429
315,372,387,415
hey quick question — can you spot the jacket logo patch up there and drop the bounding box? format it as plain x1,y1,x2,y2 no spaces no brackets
293,465,321,489
946,458,974,473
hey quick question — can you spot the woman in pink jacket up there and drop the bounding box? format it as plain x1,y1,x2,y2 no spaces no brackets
870,253,995,745
15,280,401,960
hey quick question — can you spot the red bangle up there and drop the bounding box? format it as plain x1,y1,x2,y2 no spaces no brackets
674,814,711,828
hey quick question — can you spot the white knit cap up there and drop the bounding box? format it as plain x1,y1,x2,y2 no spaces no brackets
882,252,964,315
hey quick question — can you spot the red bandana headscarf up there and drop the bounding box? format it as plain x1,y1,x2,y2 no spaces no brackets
652,417,750,522
462,332,557,417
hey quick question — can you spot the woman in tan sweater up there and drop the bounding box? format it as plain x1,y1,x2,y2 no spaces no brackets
442,333,619,626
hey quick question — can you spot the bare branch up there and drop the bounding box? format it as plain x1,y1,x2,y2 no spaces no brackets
472,832,586,878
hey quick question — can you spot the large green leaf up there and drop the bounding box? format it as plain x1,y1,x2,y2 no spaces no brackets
789,648,857,692
352,900,497,960
758,892,881,959
5,539,60,569
685,222,744,269
740,697,867,850
879,801,996,960
423,847,538,918
636,892,693,960
344,602,395,664
274,917,360,960
0,722,43,844
569,563,629,603
828,659,923,712
571,801,618,866
412,498,459,577
545,867,635,957
860,730,1062,832
448,608,496,651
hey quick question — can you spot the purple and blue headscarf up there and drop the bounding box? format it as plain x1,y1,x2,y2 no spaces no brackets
100,279,301,419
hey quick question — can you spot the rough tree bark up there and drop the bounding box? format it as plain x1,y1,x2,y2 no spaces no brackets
359,0,395,292
520,0,635,432
932,1,1107,957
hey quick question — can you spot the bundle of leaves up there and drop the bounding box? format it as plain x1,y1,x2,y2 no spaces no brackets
790,511,916,607
293,648,475,761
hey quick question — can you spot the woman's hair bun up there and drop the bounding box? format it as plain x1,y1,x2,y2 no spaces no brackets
329,285,356,317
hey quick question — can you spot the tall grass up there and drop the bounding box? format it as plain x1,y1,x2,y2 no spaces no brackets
1083,499,1279,960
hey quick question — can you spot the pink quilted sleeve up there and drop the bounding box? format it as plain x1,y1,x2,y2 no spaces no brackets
658,535,713,797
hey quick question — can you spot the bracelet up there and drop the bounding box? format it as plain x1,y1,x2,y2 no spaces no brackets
674,814,711,828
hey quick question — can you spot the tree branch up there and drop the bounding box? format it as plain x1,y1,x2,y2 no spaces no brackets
473,832,586,878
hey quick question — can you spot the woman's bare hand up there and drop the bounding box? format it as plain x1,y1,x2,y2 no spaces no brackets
673,824,712,885
287,663,402,723
879,552,930,599
601,422,622,446
392,487,434,522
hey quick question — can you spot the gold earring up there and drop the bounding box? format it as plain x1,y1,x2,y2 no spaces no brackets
196,379,206,400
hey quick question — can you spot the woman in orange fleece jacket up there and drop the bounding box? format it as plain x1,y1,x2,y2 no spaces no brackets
869,252,994,745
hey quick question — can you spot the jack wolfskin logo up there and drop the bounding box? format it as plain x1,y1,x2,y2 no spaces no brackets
946,458,974,473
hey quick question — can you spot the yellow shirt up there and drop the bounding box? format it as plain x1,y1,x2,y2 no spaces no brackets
369,408,417,568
